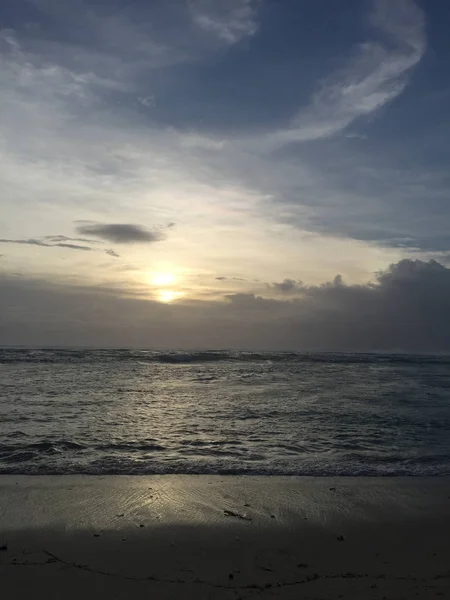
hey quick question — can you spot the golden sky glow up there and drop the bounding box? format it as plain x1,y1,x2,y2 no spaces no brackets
151,272,175,286
159,290,181,303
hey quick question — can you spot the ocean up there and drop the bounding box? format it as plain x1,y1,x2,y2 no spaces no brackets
1,348,450,476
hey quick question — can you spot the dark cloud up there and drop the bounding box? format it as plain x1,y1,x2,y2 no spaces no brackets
225,293,278,310
220,259,450,351
216,276,247,281
2,259,450,352
272,278,305,294
105,249,120,258
76,223,166,244
0,238,92,251
55,243,93,251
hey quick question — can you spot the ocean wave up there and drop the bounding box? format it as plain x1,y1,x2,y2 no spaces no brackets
0,440,85,457
95,442,166,452
2,348,450,365
1,440,450,476
1,457,450,476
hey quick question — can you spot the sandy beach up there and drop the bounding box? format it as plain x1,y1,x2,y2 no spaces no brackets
0,476,449,599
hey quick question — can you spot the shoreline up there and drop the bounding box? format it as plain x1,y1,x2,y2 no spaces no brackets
1,476,449,598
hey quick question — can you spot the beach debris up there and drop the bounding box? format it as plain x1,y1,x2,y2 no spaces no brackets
121,538,127,542
0,543,8,552
139,524,145,528
93,534,100,538
337,535,345,541
270,514,276,519
117,513,124,518
244,502,251,507
329,487,337,491
228,573,234,580
223,509,252,521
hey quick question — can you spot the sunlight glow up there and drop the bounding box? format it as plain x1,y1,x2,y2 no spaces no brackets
151,272,175,286
159,290,180,303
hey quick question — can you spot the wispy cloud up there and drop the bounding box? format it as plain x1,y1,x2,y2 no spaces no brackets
266,0,426,146
76,223,167,244
44,235,100,244
0,238,92,251
216,276,247,281
17,0,193,78
0,235,122,258
190,0,259,44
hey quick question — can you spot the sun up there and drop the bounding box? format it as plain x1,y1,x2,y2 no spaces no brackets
146,271,183,302
151,272,174,286
159,290,179,303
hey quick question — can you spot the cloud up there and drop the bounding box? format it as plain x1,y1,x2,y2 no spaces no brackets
344,132,368,140
0,235,121,258
75,223,167,244
0,0,442,291
190,0,259,44
0,238,92,251
272,278,305,294
11,0,258,86
216,276,247,281
2,259,450,352
105,249,120,258
266,0,426,146
11,1,194,78
44,235,100,244
138,95,156,108
224,259,450,352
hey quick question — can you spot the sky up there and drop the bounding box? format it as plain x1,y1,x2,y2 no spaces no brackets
1,0,450,351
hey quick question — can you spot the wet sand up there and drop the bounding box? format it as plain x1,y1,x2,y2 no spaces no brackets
0,476,449,598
